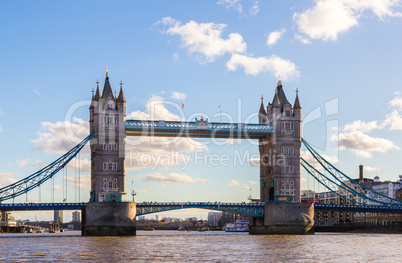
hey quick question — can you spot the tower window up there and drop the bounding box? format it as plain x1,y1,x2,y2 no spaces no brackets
108,144,113,150
290,148,294,154
113,178,118,190
103,163,107,171
285,111,290,116
114,144,118,151
103,144,107,150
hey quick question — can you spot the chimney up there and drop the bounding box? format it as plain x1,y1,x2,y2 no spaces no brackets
359,165,364,183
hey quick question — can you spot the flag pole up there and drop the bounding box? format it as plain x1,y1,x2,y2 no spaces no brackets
220,105,222,123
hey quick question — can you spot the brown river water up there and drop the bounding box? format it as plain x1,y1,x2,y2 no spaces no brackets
0,231,401,262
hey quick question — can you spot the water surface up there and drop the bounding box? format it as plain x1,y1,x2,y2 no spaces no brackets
0,231,400,262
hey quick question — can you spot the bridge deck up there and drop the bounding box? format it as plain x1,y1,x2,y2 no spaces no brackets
1,202,401,214
125,120,274,139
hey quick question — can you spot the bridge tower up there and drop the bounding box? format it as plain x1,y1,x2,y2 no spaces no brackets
250,78,314,235
83,69,136,236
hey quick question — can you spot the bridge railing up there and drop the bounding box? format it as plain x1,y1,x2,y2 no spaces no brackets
125,120,274,133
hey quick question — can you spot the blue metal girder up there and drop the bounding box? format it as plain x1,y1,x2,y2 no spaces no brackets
301,138,402,206
136,202,265,217
0,132,94,202
314,204,402,213
0,203,86,211
125,120,273,139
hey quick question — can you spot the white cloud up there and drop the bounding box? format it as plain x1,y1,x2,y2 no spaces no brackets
227,179,240,186
267,29,286,47
249,0,260,15
68,158,91,172
295,34,312,45
144,172,206,183
46,185,63,191
248,180,258,185
0,172,18,188
127,94,184,121
363,166,378,172
384,110,402,130
301,150,339,168
16,159,46,168
135,189,148,193
389,93,402,109
0,172,17,178
338,93,402,134
159,17,247,63
294,0,402,41
343,120,381,133
217,0,243,13
240,184,250,189
332,131,399,158
171,91,186,100
226,54,300,81
66,174,91,190
16,159,31,168
217,0,260,16
31,117,89,155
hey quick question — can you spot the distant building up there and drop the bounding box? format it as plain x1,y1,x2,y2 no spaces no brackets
207,212,222,227
72,211,80,222
156,215,161,222
396,188,402,201
54,210,63,223
314,169,402,228
137,216,146,221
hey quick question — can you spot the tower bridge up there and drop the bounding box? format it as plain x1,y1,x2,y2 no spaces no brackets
1,70,401,236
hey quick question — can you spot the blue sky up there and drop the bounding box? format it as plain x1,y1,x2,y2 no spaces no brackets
1,0,402,221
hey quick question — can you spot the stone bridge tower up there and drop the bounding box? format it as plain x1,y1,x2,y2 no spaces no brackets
84,69,136,236
89,69,126,202
250,79,314,235
258,78,301,203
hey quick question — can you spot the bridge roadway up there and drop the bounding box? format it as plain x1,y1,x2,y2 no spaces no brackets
1,202,402,215
125,120,274,139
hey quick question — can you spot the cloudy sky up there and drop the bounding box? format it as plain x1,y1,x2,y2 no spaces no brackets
1,0,402,220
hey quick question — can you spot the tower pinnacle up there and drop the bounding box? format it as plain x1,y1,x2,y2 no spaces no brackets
106,66,108,78
277,75,282,87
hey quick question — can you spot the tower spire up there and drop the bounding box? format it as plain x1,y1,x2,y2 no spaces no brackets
106,66,108,78
94,79,101,100
259,95,266,115
293,88,301,109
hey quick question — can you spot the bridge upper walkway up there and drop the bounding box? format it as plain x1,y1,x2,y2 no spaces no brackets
125,120,274,139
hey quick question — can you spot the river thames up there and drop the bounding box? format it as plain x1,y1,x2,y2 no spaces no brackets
0,231,400,262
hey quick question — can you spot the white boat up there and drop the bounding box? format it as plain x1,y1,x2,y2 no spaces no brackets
224,220,249,232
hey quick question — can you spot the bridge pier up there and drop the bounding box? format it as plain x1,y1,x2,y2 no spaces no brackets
82,202,136,236
249,203,314,234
